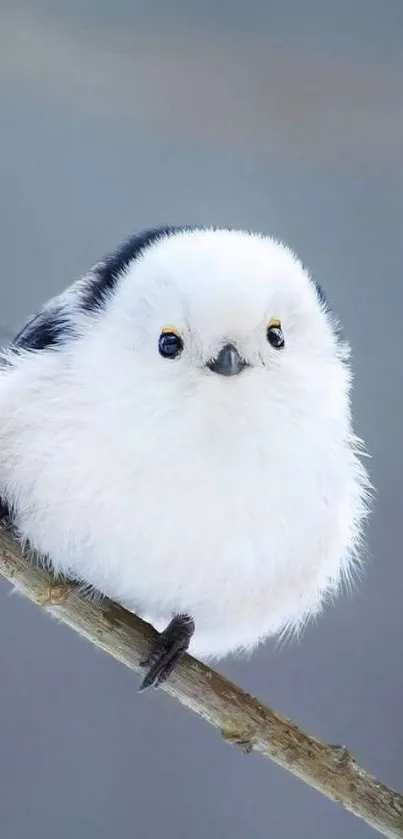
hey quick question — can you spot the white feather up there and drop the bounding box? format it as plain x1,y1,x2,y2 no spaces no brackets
0,228,371,659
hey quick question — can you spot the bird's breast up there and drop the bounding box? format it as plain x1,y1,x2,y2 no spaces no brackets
5,385,359,654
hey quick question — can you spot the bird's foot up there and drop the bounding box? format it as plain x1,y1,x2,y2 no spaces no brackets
139,614,195,692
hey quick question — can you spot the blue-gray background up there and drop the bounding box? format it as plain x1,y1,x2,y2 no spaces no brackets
0,2,402,837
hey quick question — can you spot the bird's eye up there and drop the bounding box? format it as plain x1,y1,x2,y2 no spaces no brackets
266,318,285,349
158,327,184,359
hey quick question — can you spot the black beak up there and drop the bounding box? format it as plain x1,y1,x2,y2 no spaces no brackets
207,343,248,376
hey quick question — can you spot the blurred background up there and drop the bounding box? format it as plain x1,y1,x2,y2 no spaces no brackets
0,1,402,837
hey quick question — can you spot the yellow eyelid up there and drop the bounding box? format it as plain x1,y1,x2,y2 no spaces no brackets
161,325,181,337
268,318,281,329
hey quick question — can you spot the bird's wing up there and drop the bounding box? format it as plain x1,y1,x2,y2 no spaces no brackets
12,300,77,351
11,259,108,352
12,226,183,353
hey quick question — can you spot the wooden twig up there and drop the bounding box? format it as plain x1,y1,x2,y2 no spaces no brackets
0,517,402,839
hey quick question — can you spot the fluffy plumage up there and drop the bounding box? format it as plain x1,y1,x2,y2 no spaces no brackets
0,226,370,660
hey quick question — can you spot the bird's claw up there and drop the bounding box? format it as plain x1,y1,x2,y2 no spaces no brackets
139,614,195,691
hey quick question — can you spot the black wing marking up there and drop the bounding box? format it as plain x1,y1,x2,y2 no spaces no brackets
310,277,328,310
10,226,187,353
309,276,343,339
12,304,76,352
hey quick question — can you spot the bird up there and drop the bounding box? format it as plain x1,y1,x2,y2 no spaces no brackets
0,225,371,690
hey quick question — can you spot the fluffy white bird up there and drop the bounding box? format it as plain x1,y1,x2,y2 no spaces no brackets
0,226,370,689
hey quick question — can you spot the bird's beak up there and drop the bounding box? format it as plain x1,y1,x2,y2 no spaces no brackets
206,343,248,376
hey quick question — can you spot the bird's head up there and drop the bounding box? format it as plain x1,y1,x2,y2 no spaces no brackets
82,227,350,440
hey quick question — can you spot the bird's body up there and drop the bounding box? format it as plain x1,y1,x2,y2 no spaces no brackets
0,227,370,679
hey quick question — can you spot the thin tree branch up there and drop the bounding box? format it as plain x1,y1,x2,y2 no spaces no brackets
0,517,402,839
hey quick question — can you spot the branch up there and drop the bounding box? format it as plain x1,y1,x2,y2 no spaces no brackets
0,518,402,839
